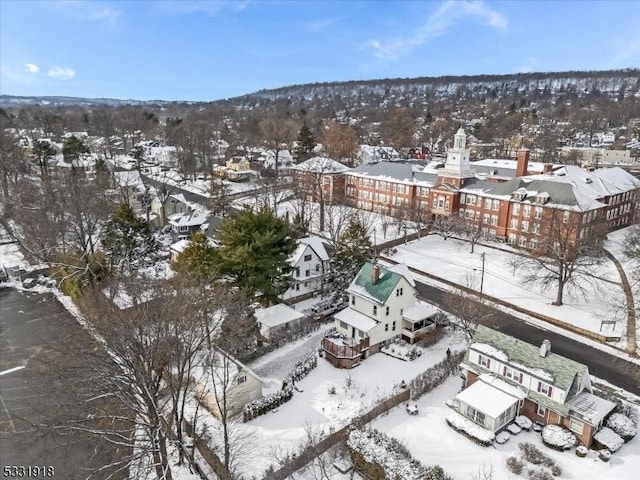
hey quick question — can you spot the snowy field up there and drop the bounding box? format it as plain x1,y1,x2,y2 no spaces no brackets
387,234,627,340
190,331,465,478
606,227,639,300
372,376,640,480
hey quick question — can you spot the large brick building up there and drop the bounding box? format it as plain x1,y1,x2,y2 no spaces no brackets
342,129,640,250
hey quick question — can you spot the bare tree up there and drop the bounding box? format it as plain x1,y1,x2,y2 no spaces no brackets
209,177,232,218
510,210,607,306
260,117,298,175
200,288,257,474
442,275,496,342
323,203,356,250
289,185,317,237
254,173,291,214
322,121,359,167
382,107,416,150
431,214,466,241
78,280,179,480
294,157,343,231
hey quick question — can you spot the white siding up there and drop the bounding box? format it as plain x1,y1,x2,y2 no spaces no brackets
470,349,568,404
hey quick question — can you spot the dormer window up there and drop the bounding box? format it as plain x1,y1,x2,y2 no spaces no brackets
537,381,553,397
535,192,550,204
478,354,491,368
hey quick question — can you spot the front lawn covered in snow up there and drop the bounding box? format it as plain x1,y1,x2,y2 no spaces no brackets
371,376,640,480
386,234,626,340
186,332,464,478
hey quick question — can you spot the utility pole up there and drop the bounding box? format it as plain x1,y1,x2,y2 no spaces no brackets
480,252,485,297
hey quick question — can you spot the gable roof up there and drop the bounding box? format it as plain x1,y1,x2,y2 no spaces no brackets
464,326,590,416
468,326,588,392
348,262,413,304
291,156,350,174
168,209,209,228
289,236,330,266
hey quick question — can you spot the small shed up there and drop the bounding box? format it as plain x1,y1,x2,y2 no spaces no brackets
256,304,307,341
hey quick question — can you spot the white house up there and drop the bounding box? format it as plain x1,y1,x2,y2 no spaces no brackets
281,237,330,301
323,262,429,368
451,326,616,446
198,349,263,418
255,303,307,341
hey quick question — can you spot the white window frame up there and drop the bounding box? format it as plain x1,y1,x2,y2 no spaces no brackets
569,418,584,435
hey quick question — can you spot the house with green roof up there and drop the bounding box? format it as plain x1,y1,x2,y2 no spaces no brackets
323,262,438,368
451,325,615,446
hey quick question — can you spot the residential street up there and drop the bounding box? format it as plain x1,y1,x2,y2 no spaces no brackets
0,288,124,479
413,280,640,396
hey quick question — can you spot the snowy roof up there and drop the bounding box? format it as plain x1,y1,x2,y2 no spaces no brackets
455,378,520,419
255,304,305,328
402,302,438,323
291,156,350,174
569,391,616,426
168,209,209,228
471,159,563,175
348,162,416,185
386,263,415,287
207,348,263,393
477,373,526,400
466,326,589,394
289,236,329,267
335,307,378,333
484,165,640,212
113,170,144,187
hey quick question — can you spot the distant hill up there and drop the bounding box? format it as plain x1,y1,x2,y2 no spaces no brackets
0,95,179,108
222,69,640,109
2,69,638,110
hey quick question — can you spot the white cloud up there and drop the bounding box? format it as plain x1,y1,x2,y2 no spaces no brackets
25,63,39,74
368,0,508,60
53,0,120,28
156,0,249,17
48,65,76,80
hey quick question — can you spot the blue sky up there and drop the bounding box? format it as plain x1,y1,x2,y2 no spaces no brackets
1,0,639,101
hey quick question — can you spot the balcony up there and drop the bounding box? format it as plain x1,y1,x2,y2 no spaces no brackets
401,321,436,344
322,330,369,360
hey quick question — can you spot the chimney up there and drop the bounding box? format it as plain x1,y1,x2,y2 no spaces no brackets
542,163,553,174
372,264,380,284
539,339,551,358
516,149,530,178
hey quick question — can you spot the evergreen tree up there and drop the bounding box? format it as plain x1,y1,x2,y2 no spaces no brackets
330,219,373,298
173,231,219,283
62,136,90,164
296,122,316,160
216,208,296,304
102,202,155,272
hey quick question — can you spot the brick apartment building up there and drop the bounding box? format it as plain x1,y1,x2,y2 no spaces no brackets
342,128,640,250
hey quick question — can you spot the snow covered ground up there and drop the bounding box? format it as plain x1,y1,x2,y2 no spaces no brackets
235,196,409,245
387,234,626,340
146,170,259,197
190,331,465,479
0,241,29,271
372,376,640,480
